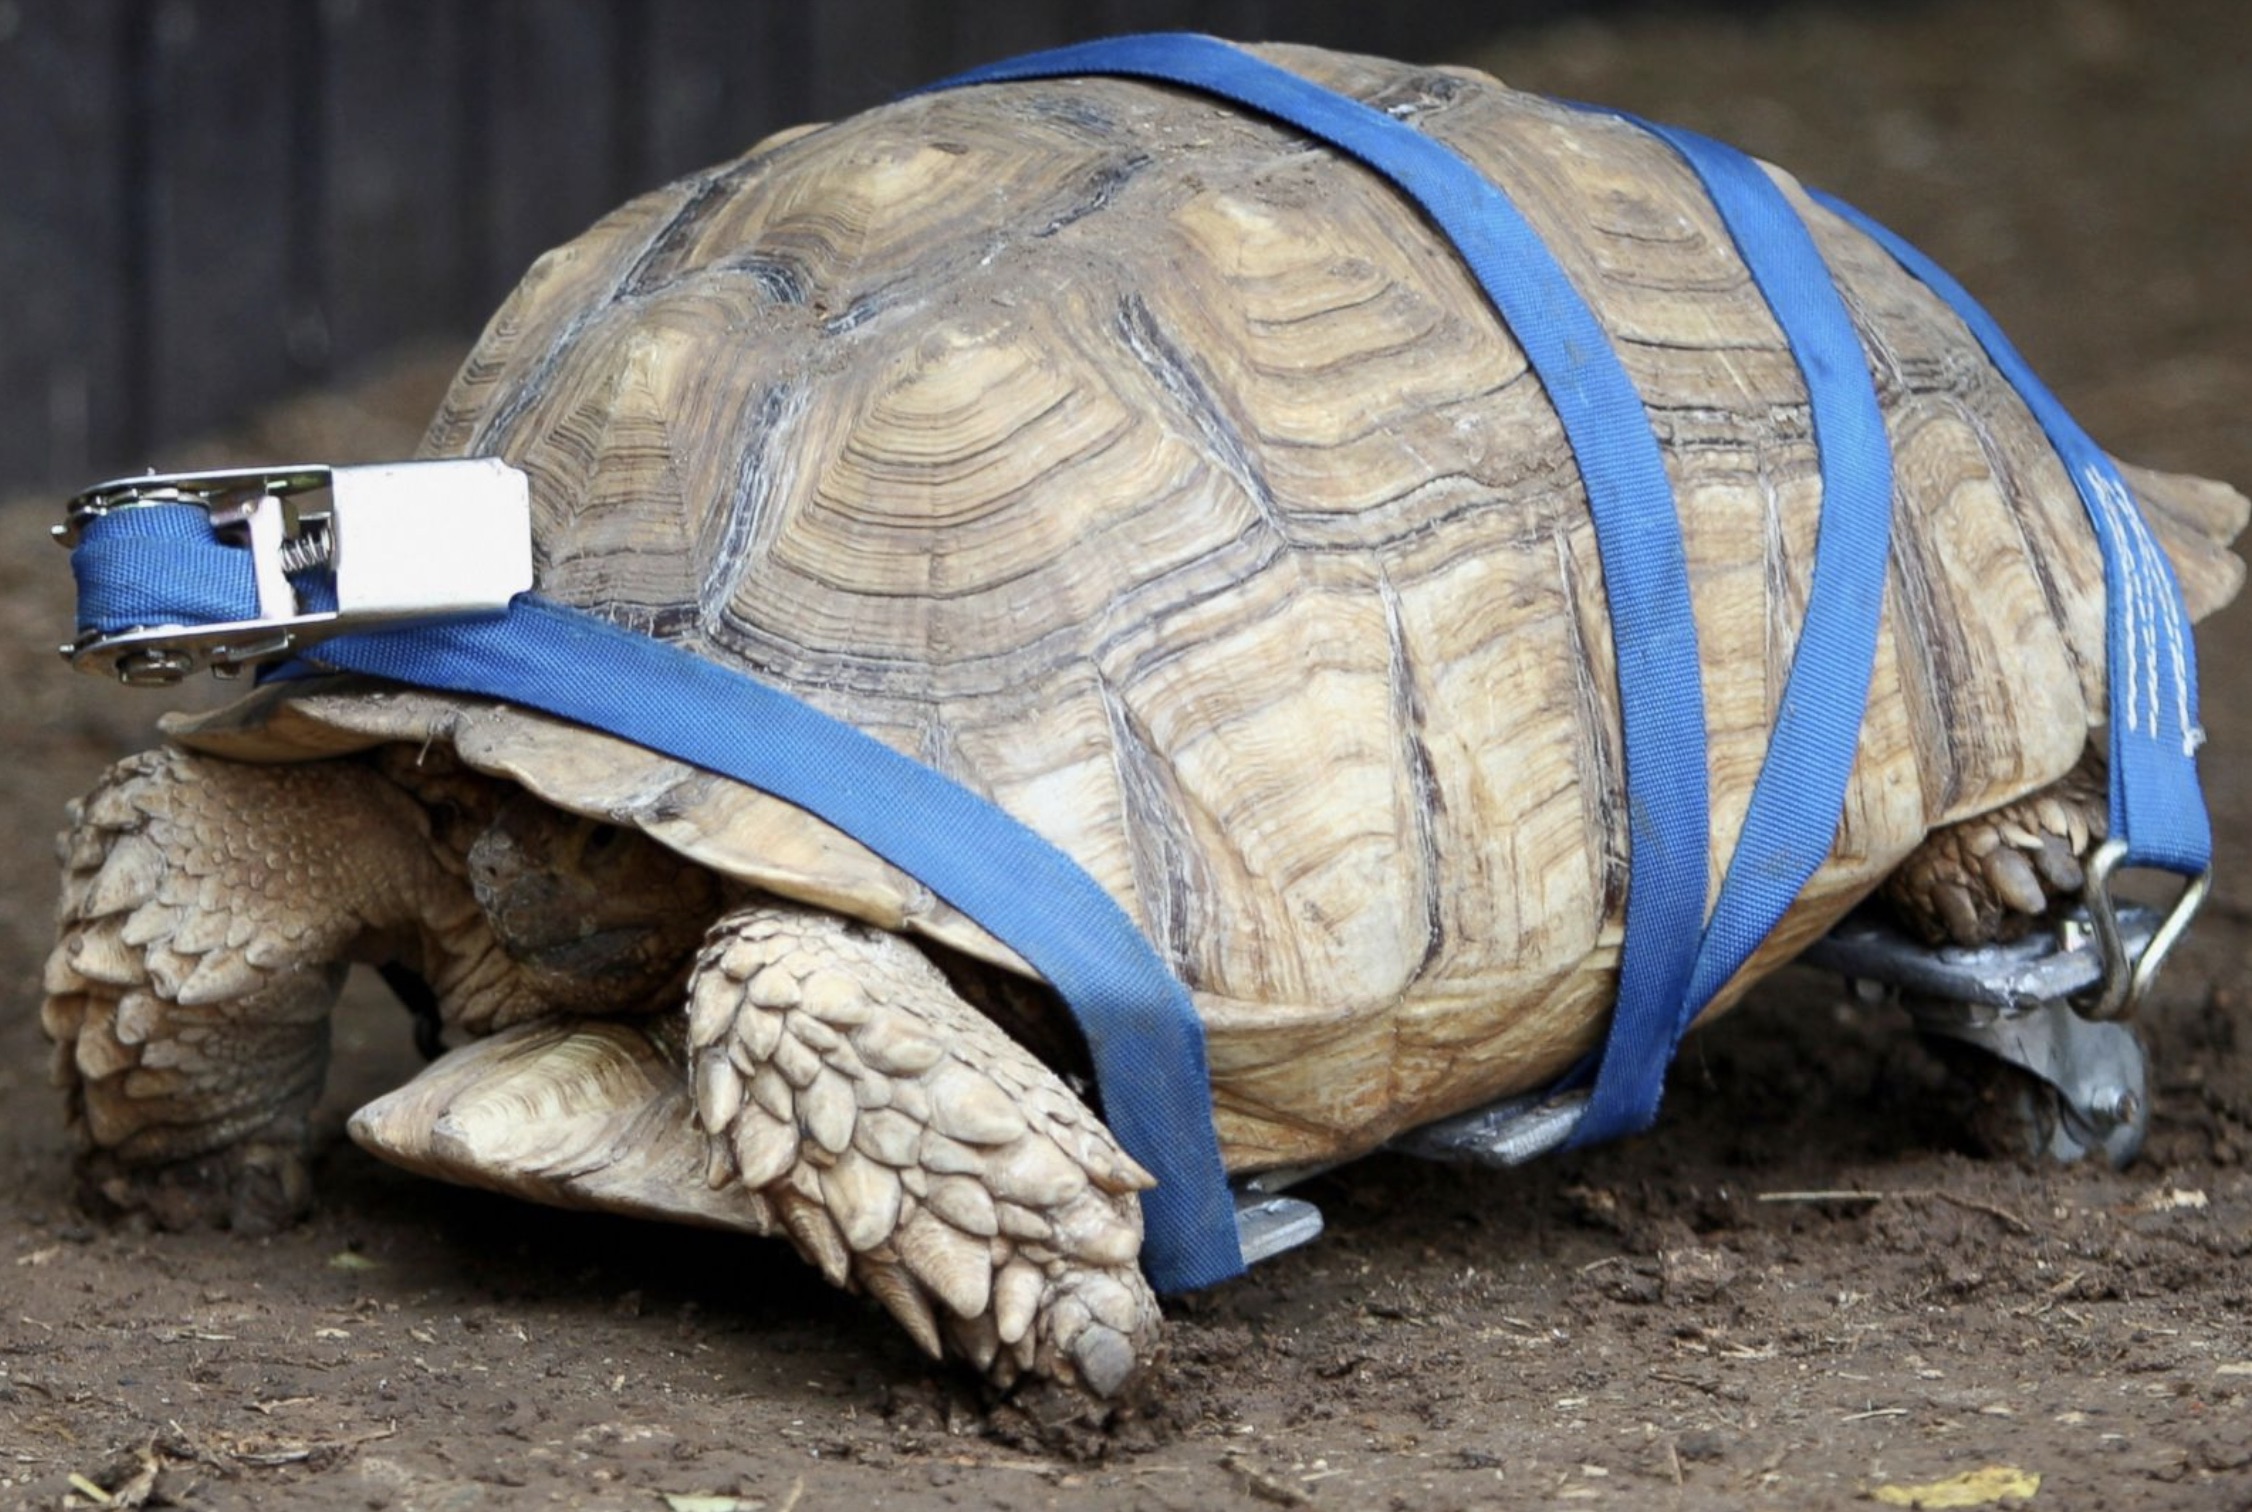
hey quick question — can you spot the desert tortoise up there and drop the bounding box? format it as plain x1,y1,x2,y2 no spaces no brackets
43,39,2246,1403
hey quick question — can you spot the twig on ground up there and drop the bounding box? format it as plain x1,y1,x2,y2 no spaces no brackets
1651,1370,1722,1395
1926,1189,2034,1235
1756,1188,2033,1234
230,1421,397,1468
1224,1454,1312,1507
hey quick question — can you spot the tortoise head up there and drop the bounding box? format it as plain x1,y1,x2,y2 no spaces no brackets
464,788,725,1014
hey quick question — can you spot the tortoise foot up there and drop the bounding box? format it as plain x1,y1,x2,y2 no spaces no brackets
1883,747,2107,947
80,1120,315,1234
688,903,1164,1399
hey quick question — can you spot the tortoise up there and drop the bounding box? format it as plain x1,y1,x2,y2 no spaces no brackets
41,41,2247,1405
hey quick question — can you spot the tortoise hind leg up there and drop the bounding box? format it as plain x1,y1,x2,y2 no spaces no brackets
687,902,1162,1401
1847,744,2152,1167
1881,747,2107,948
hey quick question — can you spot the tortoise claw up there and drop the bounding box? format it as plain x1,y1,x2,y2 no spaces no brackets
79,1120,314,1234
1883,749,2109,946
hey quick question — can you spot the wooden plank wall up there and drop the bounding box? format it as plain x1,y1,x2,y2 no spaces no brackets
0,0,1613,491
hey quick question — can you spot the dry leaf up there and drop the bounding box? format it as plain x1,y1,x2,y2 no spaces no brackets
2144,1188,2208,1212
1872,1464,2040,1507
105,1443,162,1509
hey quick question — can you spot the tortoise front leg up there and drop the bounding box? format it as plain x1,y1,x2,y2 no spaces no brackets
686,902,1163,1401
41,746,505,1231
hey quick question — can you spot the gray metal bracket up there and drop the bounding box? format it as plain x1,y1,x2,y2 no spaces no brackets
1386,1089,1589,1168
1802,907,2158,1166
1801,906,2158,1012
1232,1188,1326,1266
1913,993,2147,1164
1227,1086,1597,1265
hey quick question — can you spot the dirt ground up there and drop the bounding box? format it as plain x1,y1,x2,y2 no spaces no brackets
6,0,2252,1507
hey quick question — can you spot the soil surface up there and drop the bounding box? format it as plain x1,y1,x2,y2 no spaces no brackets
6,1,2251,1507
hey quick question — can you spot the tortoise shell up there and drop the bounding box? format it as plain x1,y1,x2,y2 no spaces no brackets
175,43,2246,1173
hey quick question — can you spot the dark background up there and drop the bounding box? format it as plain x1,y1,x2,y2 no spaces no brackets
0,0,1793,496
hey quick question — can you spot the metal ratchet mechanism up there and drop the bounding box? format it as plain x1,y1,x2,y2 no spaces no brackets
57,459,534,685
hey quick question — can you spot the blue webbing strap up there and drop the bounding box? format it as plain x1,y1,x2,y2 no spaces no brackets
1567,117,1898,1136
70,528,1244,1294
1810,190,2212,877
315,610,1256,1296
928,35,1714,1151
71,503,265,627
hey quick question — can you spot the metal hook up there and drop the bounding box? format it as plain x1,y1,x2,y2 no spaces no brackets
2076,837,2211,1021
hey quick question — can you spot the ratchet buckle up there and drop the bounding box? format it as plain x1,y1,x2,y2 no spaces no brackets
57,459,533,685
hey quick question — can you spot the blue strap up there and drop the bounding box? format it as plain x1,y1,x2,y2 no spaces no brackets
68,503,259,628
73,513,1244,1294
1809,190,2211,877
930,36,1714,1151
1564,117,1898,1137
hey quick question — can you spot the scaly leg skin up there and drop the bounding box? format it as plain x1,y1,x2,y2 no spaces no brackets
686,902,1163,1404
1881,748,2108,948
41,746,511,1231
